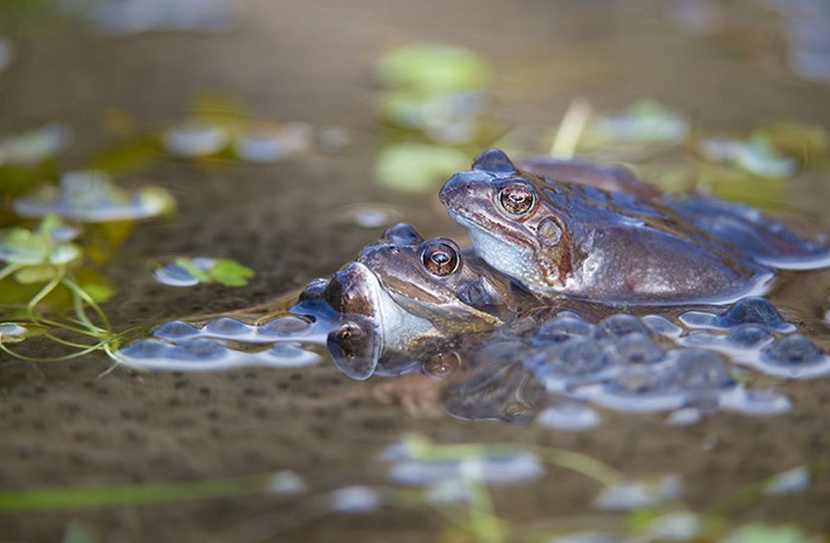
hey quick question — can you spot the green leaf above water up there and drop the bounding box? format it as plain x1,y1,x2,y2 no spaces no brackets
0,226,81,266
170,258,255,288
375,143,469,193
13,171,176,223
172,258,212,284
734,135,798,179
14,265,61,284
699,134,798,179
375,43,489,94
81,284,115,303
587,100,690,145
208,259,256,287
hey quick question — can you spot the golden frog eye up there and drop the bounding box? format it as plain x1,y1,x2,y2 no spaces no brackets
421,240,460,277
498,181,536,216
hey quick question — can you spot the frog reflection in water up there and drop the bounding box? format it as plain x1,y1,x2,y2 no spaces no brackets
440,149,830,305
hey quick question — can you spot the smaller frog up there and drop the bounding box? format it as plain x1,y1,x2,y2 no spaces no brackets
357,223,537,333
439,149,829,305
296,223,536,379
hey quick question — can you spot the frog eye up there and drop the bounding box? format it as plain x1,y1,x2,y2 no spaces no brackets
423,351,461,380
421,240,460,277
498,181,536,216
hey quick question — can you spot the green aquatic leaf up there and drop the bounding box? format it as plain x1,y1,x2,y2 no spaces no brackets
0,124,71,165
376,43,489,94
207,259,255,287
587,100,690,145
37,214,70,237
0,275,71,309
14,172,177,223
173,258,211,283
14,265,61,284
79,282,115,303
721,524,812,543
0,227,81,266
375,143,469,193
169,258,253,288
139,186,177,217
379,91,485,143
699,134,798,179
734,134,798,179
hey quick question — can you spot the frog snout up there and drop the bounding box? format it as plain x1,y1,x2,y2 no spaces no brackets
439,173,470,208
325,262,378,318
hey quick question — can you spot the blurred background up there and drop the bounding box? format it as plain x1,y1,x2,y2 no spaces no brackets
1,1,830,542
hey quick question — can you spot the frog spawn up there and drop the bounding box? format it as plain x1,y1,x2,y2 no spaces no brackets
122,238,830,423
113,315,331,372
443,311,796,428
112,205,830,428
676,298,830,379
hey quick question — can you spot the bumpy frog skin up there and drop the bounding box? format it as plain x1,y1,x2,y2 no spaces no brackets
440,149,830,305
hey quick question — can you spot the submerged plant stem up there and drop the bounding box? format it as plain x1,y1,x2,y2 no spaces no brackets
37,317,107,339
0,263,23,283
533,447,624,487
461,459,505,543
25,272,63,325
0,338,115,362
0,475,271,511
702,460,830,538
62,274,112,334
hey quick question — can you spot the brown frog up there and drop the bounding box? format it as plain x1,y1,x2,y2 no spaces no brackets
439,149,830,305
296,223,538,379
